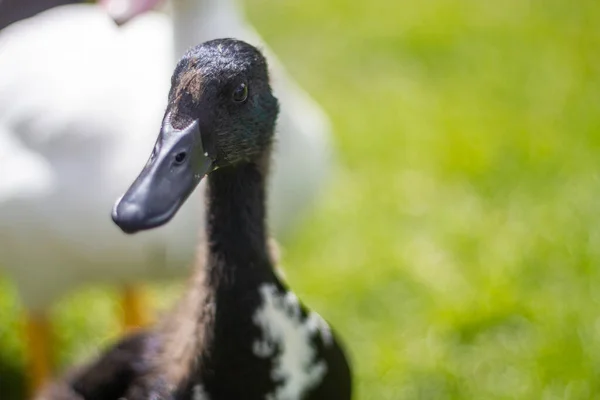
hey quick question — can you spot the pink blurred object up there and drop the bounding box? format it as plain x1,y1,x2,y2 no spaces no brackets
99,0,163,25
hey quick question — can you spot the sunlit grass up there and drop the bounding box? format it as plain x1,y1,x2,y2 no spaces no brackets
2,0,600,398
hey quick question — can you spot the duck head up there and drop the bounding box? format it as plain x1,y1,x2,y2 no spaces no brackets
112,39,279,234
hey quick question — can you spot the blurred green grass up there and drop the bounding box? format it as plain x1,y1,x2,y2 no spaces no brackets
2,0,600,398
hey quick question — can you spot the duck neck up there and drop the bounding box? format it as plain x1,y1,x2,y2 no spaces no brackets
204,155,272,284
156,154,274,388
170,0,244,63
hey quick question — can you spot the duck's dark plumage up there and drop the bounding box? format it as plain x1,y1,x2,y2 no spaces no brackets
37,38,351,400
37,331,156,400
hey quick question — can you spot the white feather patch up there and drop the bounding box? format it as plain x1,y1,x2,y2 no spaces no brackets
253,284,329,400
306,311,333,347
192,384,210,400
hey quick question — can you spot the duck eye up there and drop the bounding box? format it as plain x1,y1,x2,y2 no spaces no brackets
232,83,248,103
174,151,187,164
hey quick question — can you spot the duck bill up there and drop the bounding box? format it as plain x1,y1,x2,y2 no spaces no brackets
112,119,213,234
99,0,163,25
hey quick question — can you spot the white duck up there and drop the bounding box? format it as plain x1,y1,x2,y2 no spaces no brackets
0,0,333,393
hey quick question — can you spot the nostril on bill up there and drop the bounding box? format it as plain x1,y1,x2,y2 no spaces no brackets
174,152,187,164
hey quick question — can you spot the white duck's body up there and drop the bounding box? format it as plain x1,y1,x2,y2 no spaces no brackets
0,0,333,312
